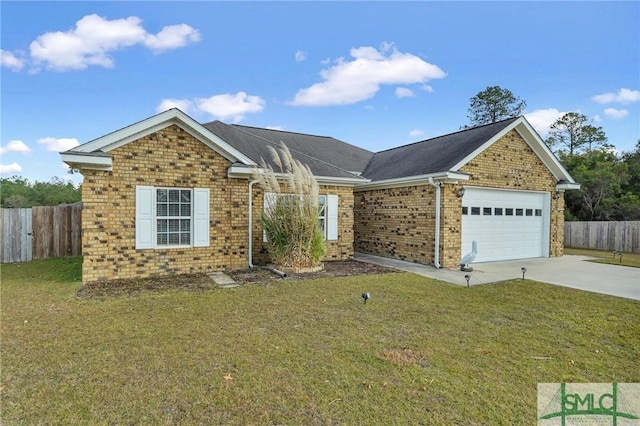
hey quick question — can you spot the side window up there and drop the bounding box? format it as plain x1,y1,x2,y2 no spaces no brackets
135,186,209,249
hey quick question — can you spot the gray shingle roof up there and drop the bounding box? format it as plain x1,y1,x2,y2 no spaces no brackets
361,117,519,181
202,121,373,180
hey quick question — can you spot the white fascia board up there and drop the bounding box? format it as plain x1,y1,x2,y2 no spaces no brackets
354,172,469,191
227,165,368,186
556,182,581,191
61,152,113,170
66,108,256,166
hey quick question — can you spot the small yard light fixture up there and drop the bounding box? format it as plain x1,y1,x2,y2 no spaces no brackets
521,267,527,280
613,250,617,258
464,274,471,288
456,187,465,198
619,253,623,264
359,195,367,208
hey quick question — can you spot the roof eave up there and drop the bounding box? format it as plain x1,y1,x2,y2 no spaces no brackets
61,152,113,171
227,165,369,186
354,171,470,191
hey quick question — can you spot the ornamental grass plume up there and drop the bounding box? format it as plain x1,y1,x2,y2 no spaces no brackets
252,142,325,268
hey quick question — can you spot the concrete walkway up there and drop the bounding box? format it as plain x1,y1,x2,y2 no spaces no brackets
354,253,640,301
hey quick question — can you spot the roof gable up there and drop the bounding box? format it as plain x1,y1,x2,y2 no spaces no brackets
362,118,518,181
361,116,576,185
61,109,256,170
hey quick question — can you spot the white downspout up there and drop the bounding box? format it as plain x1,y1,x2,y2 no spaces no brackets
248,179,258,268
427,177,442,269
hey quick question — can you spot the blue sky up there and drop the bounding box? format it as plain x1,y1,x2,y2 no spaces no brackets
1,1,639,186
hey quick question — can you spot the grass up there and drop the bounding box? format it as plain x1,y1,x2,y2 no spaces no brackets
565,247,640,268
2,257,639,425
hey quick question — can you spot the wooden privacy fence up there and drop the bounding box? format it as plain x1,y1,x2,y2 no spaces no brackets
1,203,82,263
564,221,640,254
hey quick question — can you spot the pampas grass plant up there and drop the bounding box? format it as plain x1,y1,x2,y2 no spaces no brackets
252,142,325,268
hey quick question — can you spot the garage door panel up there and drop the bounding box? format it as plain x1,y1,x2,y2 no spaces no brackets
461,188,547,263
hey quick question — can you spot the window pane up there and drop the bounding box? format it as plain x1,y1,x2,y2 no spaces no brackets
494,208,503,216
157,219,168,233
516,208,524,216
181,190,191,202
506,208,513,216
168,219,180,232
169,190,180,202
180,233,190,245
168,233,179,245
526,209,533,216
157,234,167,245
471,207,480,215
483,207,492,215
157,204,168,217
157,189,168,202
180,219,190,231
181,204,191,216
462,206,468,215
318,218,326,232
169,204,180,216
535,209,542,217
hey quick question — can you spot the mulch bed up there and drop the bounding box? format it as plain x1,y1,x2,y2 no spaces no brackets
77,260,398,299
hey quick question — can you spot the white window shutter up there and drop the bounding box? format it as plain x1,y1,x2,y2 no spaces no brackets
193,188,210,247
135,186,154,249
327,194,339,241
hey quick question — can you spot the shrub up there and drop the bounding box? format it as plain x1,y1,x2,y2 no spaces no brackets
252,143,326,268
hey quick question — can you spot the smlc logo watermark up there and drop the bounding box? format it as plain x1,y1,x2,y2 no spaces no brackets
538,383,640,425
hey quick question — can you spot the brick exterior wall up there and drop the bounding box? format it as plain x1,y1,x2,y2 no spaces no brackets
80,125,354,284
354,129,565,268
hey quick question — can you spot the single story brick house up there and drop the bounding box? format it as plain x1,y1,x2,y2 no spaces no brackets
61,109,578,284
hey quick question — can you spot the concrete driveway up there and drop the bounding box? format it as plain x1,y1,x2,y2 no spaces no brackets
354,253,640,301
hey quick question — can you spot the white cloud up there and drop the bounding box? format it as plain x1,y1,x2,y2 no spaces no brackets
1,49,25,71
38,137,80,152
0,140,31,155
591,88,640,105
395,87,415,98
0,162,23,175
524,108,566,138
604,107,629,119
143,24,200,53
295,50,307,62
195,92,266,122
29,14,200,72
409,129,424,138
592,114,602,123
289,43,446,106
156,92,265,122
156,98,196,115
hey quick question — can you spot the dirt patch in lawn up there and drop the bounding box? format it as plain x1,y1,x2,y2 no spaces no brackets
77,260,398,299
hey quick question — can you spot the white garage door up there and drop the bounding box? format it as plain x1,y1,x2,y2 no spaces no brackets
461,188,550,263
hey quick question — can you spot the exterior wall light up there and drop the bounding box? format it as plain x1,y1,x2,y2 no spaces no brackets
456,187,465,198
553,190,562,200
359,195,367,207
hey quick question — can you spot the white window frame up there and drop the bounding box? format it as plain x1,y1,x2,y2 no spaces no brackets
135,186,209,249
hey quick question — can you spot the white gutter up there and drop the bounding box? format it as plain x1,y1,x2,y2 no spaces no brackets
248,179,258,268
427,177,442,269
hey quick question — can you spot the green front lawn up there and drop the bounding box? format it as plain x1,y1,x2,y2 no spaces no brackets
2,257,638,425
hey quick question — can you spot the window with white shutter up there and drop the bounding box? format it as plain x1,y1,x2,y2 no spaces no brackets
135,186,210,249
